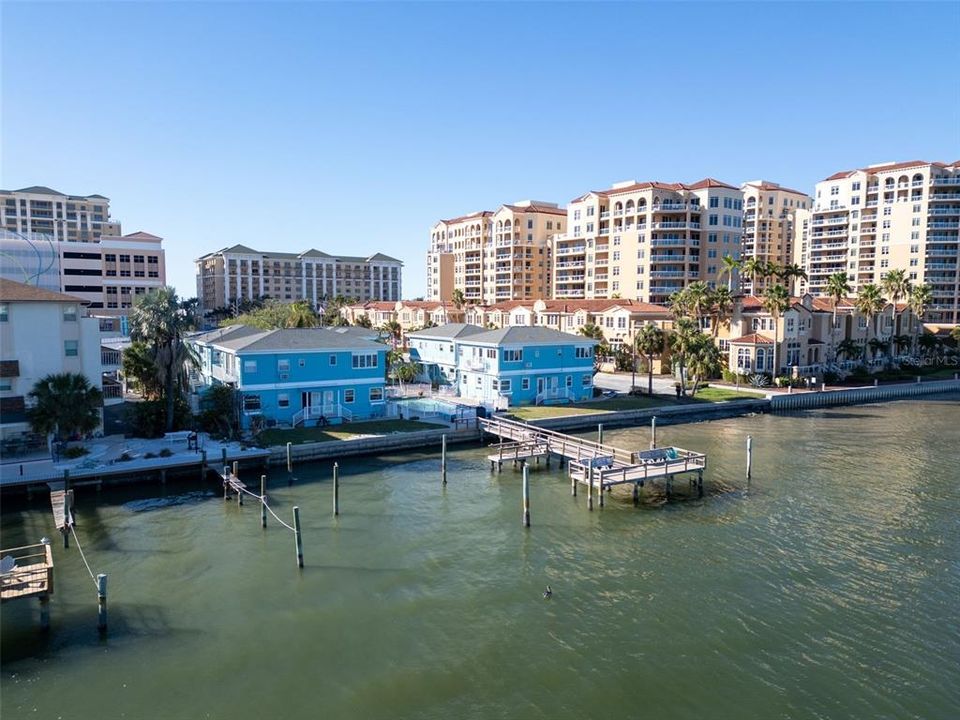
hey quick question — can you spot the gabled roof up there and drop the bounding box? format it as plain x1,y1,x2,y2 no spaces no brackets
439,210,494,225
499,203,566,216
728,333,774,344
0,278,87,304
300,249,332,258
687,177,737,190
208,326,387,353
366,252,402,263
221,244,261,255
461,326,597,346
407,323,487,340
123,231,162,240
191,324,265,346
13,185,65,195
823,160,947,181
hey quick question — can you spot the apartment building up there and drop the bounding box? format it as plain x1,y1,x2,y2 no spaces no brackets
1,186,121,242
740,181,812,293
426,200,564,304
794,160,960,324
552,178,744,305
0,230,166,321
340,300,464,337
195,245,402,315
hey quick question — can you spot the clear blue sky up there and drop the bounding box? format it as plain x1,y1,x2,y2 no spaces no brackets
3,2,959,299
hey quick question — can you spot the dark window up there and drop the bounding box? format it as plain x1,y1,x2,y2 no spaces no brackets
64,268,103,276
62,251,102,260
64,284,102,292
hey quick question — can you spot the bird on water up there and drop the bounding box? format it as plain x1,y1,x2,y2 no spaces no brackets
543,586,552,599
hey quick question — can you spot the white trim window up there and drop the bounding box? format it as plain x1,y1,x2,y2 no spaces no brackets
277,393,290,408
575,346,593,359
582,374,592,387
243,395,261,412
500,379,512,392
352,353,378,369
565,375,573,388
344,389,355,403
244,360,257,373
369,387,384,402
503,349,523,362
521,377,530,390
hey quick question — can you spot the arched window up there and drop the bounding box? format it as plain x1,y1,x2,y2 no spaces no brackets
625,200,635,213
912,173,923,184
898,175,909,185
755,348,766,371
638,198,647,211
885,177,895,188
614,201,623,213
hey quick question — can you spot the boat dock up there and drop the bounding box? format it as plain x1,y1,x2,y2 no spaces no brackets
1,541,55,628
479,416,707,504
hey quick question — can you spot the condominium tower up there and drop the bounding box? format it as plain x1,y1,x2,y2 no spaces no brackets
794,160,960,324
552,178,744,305
426,201,564,304
196,245,402,315
1,186,121,242
740,181,812,294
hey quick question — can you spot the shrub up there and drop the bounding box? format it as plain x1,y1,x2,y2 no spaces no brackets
126,398,191,438
117,452,133,462
822,371,839,385
158,448,173,458
144,452,157,459
62,446,90,459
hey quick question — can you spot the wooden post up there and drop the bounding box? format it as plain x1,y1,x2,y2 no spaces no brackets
63,468,70,496
633,481,639,507
223,466,230,500
96,573,107,634
237,479,243,506
587,465,594,511
293,506,303,568
522,464,530,528
597,423,604,445
441,434,447,486
260,475,267,528
697,469,704,498
39,594,50,630
232,460,239,477
746,435,753,481
221,447,227,467
200,449,207,481
650,416,657,450
598,469,604,508
570,466,577,496
333,462,340,516
286,442,293,473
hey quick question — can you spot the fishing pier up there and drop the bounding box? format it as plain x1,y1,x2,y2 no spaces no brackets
479,416,707,506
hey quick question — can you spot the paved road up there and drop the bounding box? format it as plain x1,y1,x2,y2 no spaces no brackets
594,371,679,396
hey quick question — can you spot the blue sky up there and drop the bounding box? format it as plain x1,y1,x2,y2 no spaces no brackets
3,1,959,299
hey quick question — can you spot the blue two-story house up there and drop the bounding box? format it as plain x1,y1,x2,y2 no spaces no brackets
190,325,388,429
407,323,487,386
454,327,597,408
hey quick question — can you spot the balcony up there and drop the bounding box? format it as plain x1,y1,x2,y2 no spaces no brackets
929,206,960,215
929,221,960,229
930,176,960,186
927,234,960,242
649,254,685,262
654,202,692,212
651,238,688,247
929,194,960,201
926,262,958,270
556,245,586,255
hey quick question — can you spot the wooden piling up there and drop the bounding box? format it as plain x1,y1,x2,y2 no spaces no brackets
597,423,604,445
333,462,340,516
441,434,447,485
570,466,577,496
746,435,753,480
633,481,639,507
522,465,530,528
221,447,228,467
200,450,207,481
232,460,239,477
650,416,657,450
96,573,107,634
39,595,50,630
587,465,594,511
697,469,704,498
223,466,230,500
598,469,605,508
260,475,267,528
293,506,303,568
286,442,293,473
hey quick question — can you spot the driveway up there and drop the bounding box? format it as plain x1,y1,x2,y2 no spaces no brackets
594,371,678,395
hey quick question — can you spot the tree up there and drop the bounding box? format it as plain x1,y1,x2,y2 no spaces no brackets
451,289,465,310
669,289,691,320
741,256,768,294
718,255,742,291
669,317,699,396
836,339,862,361
686,333,722,397
579,323,608,361
286,300,319,328
908,283,932,353
684,282,712,325
198,384,239,439
777,263,808,292
129,287,198,433
355,314,372,329
122,341,164,399
28,373,103,441
880,268,912,313
917,332,939,358
382,319,402,348
635,324,665,395
892,334,912,356
708,286,734,338
825,271,852,360
761,284,790,377
854,283,886,361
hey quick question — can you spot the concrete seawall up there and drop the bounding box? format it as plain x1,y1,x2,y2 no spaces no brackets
770,378,960,411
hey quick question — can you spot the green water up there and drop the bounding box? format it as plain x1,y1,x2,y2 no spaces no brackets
2,396,959,719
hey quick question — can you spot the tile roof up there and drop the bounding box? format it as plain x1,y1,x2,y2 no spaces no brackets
728,333,775,344
406,323,487,340
500,203,566,216
0,278,87,304
823,160,947,181
439,211,494,225
742,180,810,197
462,326,597,346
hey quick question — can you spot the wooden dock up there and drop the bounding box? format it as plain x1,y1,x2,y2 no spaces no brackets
1,541,55,628
479,416,706,501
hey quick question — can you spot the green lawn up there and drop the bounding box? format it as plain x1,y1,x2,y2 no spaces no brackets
257,419,447,446
507,394,679,421
692,387,765,402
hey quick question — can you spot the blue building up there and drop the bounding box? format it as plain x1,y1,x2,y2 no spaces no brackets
190,325,388,429
407,323,487,386
454,326,597,407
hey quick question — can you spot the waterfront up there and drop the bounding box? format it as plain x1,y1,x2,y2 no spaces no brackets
2,396,959,719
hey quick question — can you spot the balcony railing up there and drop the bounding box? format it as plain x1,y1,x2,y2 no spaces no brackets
930,176,960,186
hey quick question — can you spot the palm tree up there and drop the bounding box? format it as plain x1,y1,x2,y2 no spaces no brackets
854,283,886,361
907,283,932,353
686,333,721,397
354,314,373,329
635,324,665,395
28,373,103,442
718,255,742,291
285,300,319,328
761,284,790,377
709,286,734,338
669,317,699,396
382,319,403,348
917,332,939,358
579,323,607,359
892,334,911,357
685,282,712,326
777,263,808,293
451,289,465,311
122,341,164,399
741,256,767,294
880,268,912,313
668,288,691,320
825,271,852,360
836,339,862,362
129,287,198,432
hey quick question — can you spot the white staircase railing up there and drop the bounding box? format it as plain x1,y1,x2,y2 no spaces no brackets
293,403,353,427
535,387,575,406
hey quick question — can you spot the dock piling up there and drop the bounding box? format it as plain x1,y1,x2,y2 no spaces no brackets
260,475,267,528
746,435,753,481
633,481,639,507
697,469,704,498
96,573,108,634
598,469,605,508
441,434,447,485
223,466,230,500
587,466,594,511
221,447,227,467
597,423,604,445
293,506,303,568
522,465,530,528
333,462,340,516
39,594,50,630
650,416,657,450
200,450,207,481
232,460,239,477
286,442,293,473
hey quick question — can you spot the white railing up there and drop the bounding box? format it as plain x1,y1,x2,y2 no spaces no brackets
293,403,352,426
535,387,575,405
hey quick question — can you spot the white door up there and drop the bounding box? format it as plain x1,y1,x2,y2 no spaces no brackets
549,376,559,390
322,390,334,407
537,378,545,393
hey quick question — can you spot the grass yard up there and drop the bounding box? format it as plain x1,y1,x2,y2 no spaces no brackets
257,419,447,446
692,387,765,402
507,394,679,421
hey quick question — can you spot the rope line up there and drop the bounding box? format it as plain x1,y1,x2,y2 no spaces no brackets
70,525,99,589
225,480,296,533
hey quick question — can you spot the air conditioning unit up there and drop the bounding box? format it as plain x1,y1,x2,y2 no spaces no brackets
278,372,289,380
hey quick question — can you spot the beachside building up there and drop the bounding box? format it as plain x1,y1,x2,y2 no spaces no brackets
340,300,464,339
454,326,598,407
552,178,744,304
189,325,388,429
426,200,564,304
740,181,812,294
195,245,403,316
406,323,487,385
0,279,104,442
794,159,960,325
1,186,121,243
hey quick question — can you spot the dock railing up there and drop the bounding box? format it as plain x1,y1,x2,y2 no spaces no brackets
0,542,54,601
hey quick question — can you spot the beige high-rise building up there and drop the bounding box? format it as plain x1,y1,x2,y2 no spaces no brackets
426,201,564,304
196,245,402,315
552,178,743,305
1,186,121,242
740,181,812,294
794,160,960,324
